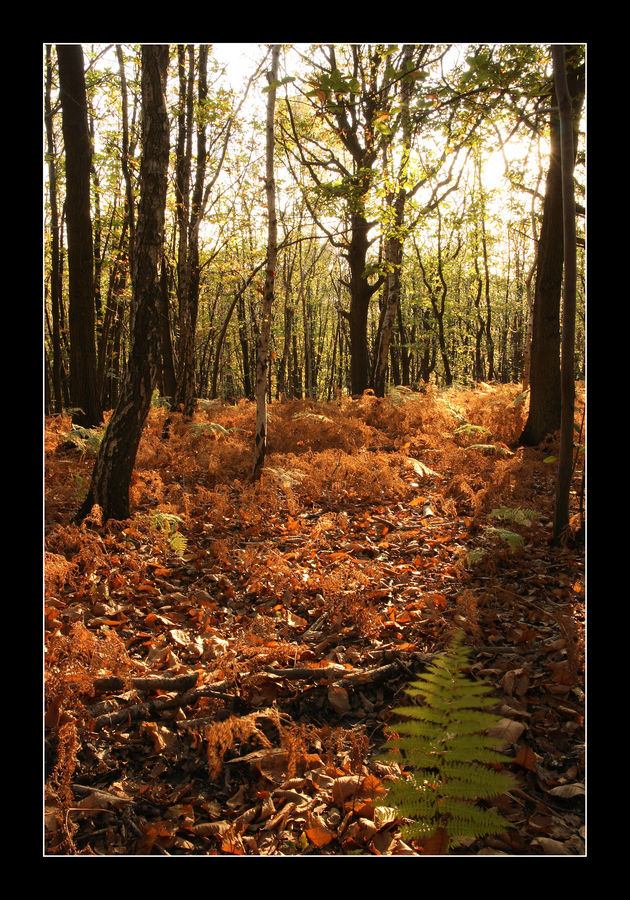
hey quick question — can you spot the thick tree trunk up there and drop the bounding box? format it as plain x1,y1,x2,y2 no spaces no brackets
520,46,584,446
57,44,102,428
74,45,170,523
347,212,374,395
253,45,280,478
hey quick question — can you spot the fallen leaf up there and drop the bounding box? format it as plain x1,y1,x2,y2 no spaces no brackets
328,685,351,714
486,718,526,749
513,745,538,771
548,783,585,799
306,824,336,847
421,827,449,855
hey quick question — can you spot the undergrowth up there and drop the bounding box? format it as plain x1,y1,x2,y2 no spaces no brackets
44,382,585,854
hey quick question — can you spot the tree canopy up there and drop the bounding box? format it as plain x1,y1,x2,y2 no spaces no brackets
45,43,585,421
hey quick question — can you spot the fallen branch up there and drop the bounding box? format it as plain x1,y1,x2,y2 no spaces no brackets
92,673,200,693
91,681,236,731
265,651,433,690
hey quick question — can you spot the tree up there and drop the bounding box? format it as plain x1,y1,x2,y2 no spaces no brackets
283,44,401,395
519,45,584,446
57,44,102,428
252,44,281,479
372,45,415,397
551,44,578,543
74,44,171,523
174,45,236,416
45,45,63,414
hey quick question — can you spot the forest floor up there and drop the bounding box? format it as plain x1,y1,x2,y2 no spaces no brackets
44,383,585,856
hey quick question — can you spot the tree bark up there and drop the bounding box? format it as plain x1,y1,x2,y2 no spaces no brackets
519,46,584,446
57,44,102,428
45,46,63,413
74,45,170,523
158,259,178,400
551,45,578,542
253,45,281,479
373,45,414,398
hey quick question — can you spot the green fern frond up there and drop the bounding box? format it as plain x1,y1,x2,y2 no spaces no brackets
144,512,187,556
189,422,231,437
64,425,104,454
464,547,486,569
169,530,188,557
489,505,539,526
148,512,183,534
454,423,492,436
151,390,173,409
377,630,516,852
466,443,514,457
485,526,524,552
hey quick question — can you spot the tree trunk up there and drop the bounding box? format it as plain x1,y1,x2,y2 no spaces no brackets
45,46,63,413
115,45,136,282
57,44,102,428
74,44,170,523
158,259,178,400
373,45,414,397
173,46,196,415
253,45,281,479
520,46,584,446
552,44,578,543
347,211,375,394
373,191,405,396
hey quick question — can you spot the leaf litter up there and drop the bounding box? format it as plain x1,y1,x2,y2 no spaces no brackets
44,384,585,855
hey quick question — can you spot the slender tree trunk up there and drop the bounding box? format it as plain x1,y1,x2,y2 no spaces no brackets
373,190,405,396
552,44,578,543
210,262,265,398
175,45,211,417
174,45,195,415
158,259,178,400
45,45,63,413
74,45,170,523
57,44,102,428
96,222,128,405
373,45,414,397
253,45,280,478
116,45,135,278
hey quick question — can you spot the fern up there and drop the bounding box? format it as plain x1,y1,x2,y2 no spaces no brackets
377,631,516,851
387,384,413,406
454,423,492,437
146,512,187,556
484,526,524,552
189,422,231,438
169,530,188,557
151,390,173,409
489,506,539,526
63,425,104,455
466,443,514,457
